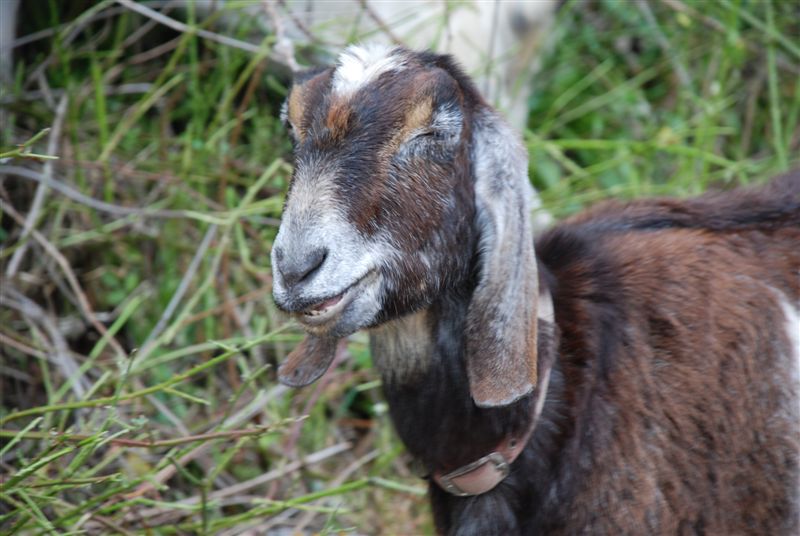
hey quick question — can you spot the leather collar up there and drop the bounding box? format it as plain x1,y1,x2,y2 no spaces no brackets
432,366,551,496
431,291,555,497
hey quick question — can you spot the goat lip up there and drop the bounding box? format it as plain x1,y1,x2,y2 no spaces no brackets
310,294,344,312
296,271,373,327
299,293,348,325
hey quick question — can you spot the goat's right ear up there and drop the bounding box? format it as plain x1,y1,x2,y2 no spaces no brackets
464,113,540,407
278,335,338,387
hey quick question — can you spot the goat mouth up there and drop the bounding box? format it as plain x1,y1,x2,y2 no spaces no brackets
301,294,345,321
296,271,374,327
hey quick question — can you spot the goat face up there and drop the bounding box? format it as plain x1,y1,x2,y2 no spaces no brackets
273,46,476,337
273,45,541,407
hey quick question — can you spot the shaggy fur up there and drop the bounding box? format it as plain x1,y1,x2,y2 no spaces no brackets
418,176,800,534
272,45,800,535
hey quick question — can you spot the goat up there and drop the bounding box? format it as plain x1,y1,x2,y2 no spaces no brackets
271,44,800,535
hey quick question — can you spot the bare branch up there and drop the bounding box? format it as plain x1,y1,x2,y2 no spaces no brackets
0,165,202,220
0,286,89,398
357,0,404,46
136,223,218,356
0,421,299,448
123,441,353,523
263,0,299,72
0,198,128,359
0,83,152,104
6,96,68,278
115,0,268,55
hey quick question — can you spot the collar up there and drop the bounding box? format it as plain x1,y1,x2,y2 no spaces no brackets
431,291,555,497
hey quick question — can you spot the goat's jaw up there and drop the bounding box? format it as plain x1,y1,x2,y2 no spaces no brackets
273,267,383,339
293,269,380,335
271,206,385,337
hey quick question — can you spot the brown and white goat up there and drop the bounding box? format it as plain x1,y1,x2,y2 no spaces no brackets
271,45,800,535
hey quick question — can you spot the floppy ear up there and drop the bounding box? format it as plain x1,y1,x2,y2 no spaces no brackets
278,335,338,387
465,112,540,407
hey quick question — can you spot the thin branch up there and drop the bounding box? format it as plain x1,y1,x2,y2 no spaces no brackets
115,0,268,55
293,448,381,532
24,0,116,89
120,0,180,48
0,287,88,398
122,385,291,499
123,441,353,521
0,199,127,360
180,284,272,327
224,287,266,366
263,0,299,72
274,0,330,48
637,0,693,90
0,165,203,220
136,223,218,355
6,5,143,50
357,0,404,45
0,422,299,448
6,96,68,278
0,127,53,159
0,83,152,104
659,0,800,74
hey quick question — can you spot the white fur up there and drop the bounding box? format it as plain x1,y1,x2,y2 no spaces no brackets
371,310,433,381
780,295,800,402
271,156,395,333
537,290,554,324
273,164,374,304
332,44,406,96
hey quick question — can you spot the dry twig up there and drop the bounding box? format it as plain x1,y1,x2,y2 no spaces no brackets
115,0,268,55
5,96,67,278
0,198,127,359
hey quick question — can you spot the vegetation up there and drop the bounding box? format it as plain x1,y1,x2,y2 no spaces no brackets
1,1,797,533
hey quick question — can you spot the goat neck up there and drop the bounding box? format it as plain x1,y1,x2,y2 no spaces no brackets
370,288,558,490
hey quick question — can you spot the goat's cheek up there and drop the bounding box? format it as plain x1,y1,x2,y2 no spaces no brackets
390,175,444,248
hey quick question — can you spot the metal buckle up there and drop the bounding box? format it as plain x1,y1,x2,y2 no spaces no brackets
437,452,510,496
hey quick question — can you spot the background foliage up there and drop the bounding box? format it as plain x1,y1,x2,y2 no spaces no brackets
1,0,798,534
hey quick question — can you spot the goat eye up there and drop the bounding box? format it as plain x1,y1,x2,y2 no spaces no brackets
285,123,299,144
411,129,440,142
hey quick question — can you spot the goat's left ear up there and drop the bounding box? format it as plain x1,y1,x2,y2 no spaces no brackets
465,113,540,407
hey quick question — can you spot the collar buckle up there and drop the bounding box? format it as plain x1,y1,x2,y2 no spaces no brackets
436,452,510,496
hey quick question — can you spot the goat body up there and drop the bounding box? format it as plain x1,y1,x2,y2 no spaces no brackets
387,180,800,534
272,45,800,534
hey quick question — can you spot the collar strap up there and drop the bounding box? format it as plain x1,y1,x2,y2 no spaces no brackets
432,292,555,497
432,367,550,496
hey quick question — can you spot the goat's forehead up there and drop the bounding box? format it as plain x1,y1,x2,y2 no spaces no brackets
287,46,458,139
331,44,409,97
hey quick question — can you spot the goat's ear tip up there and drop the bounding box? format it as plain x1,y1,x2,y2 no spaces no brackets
277,334,338,387
470,382,533,408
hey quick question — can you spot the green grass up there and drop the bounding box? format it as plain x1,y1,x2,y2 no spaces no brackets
1,0,798,533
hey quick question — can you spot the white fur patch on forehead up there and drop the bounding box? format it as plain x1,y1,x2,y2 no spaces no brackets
332,44,406,96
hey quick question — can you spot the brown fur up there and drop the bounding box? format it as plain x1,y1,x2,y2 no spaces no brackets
525,188,800,534
275,46,800,535
325,97,353,140
286,85,306,139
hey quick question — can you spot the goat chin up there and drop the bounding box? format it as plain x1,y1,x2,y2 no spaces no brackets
272,44,800,535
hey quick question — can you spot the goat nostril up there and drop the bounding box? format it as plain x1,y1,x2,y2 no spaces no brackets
274,246,284,263
279,247,328,288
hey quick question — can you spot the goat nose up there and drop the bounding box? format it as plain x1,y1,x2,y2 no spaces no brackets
276,246,327,288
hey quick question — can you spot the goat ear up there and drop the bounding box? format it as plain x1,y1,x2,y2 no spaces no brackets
278,335,338,387
465,114,540,407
